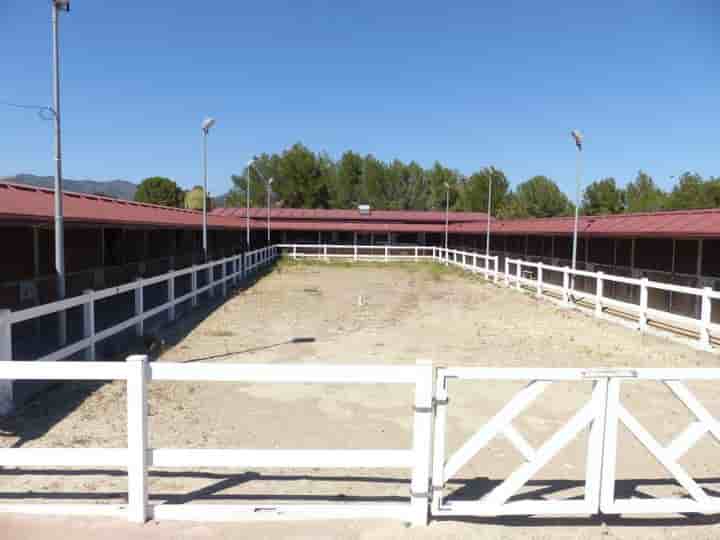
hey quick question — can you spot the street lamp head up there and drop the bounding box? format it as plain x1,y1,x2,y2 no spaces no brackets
268,177,274,185
53,0,70,12
444,181,450,189
201,117,216,133
571,130,583,151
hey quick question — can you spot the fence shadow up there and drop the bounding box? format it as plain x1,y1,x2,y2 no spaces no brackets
0,260,279,448
0,470,719,526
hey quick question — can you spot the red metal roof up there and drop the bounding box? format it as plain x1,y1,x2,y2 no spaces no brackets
451,209,720,238
3,181,720,238
582,208,720,238
212,207,488,223
249,219,447,233
0,182,243,229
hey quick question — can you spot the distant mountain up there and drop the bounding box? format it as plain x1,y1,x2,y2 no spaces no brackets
2,174,138,200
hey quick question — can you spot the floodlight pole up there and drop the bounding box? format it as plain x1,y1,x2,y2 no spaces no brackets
246,166,251,248
571,146,582,271
486,167,493,260
266,178,273,245
444,183,450,250
201,127,208,260
52,0,68,346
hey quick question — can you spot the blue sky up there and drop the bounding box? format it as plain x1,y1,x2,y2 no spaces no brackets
1,1,717,198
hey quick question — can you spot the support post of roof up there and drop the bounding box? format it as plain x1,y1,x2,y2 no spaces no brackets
32,227,40,277
100,226,105,267
134,278,144,337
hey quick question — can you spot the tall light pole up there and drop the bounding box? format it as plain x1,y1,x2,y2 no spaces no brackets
486,166,493,260
245,160,252,248
201,117,216,261
267,177,274,245
444,181,450,250
248,158,273,246
52,0,70,346
571,130,583,271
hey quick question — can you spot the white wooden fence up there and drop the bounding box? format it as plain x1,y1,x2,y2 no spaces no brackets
0,246,278,414
501,256,719,351
0,356,435,526
277,244,500,282
2,360,720,523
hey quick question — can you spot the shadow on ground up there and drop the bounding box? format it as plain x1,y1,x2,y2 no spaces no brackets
0,470,718,527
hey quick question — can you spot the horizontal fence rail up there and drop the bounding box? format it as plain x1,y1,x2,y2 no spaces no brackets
0,357,434,526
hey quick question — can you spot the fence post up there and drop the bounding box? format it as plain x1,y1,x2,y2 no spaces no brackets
415,246,419,262
293,245,297,260
537,263,543,298
0,309,12,415
126,354,149,523
504,259,510,286
515,261,521,291
385,245,389,263
191,267,198,307
82,290,95,361
221,261,227,297
562,267,570,305
324,244,328,262
410,359,434,526
432,246,436,261
134,278,144,337
473,253,477,273
208,264,215,299
493,257,499,283
639,277,649,332
595,272,604,317
700,287,712,349
0,310,11,362
167,273,175,322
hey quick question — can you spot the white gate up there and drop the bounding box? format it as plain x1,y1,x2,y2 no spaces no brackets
600,370,720,515
431,368,720,519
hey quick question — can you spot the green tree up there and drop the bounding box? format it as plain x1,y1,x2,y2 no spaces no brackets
459,166,510,214
625,171,667,213
184,186,213,211
512,176,573,217
666,172,712,210
704,177,720,207
582,177,625,215
272,144,332,208
226,172,268,208
134,176,183,207
426,162,460,210
331,151,363,208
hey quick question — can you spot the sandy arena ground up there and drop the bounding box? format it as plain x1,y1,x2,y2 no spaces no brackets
2,260,720,539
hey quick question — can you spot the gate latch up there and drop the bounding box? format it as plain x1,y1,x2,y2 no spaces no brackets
581,368,638,379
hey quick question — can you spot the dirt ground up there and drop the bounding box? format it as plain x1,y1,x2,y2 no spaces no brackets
2,260,720,540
